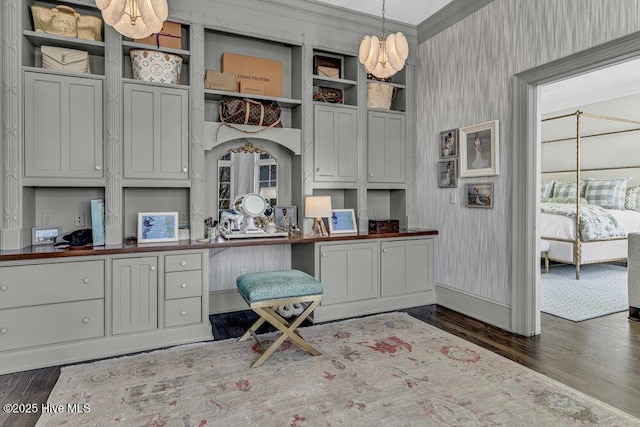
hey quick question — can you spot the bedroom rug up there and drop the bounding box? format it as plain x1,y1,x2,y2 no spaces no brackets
37,312,638,426
540,263,628,322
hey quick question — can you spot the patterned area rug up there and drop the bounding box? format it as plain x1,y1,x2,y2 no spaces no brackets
541,263,628,322
37,313,638,426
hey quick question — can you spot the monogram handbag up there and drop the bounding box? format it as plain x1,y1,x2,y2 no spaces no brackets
219,97,282,133
131,49,183,84
313,86,343,103
41,45,90,74
367,82,394,110
204,70,237,92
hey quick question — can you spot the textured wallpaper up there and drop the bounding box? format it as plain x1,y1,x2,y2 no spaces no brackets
417,0,640,304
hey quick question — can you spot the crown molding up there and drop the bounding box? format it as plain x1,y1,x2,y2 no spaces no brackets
417,0,495,44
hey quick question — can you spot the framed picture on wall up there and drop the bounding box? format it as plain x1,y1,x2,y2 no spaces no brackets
275,206,297,230
438,159,457,188
459,120,500,177
439,128,458,159
465,183,494,208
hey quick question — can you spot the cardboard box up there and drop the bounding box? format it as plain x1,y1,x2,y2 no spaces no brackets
222,52,282,97
134,21,182,50
239,80,265,95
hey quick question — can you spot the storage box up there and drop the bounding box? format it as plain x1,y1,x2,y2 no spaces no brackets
134,21,182,50
221,52,282,97
239,80,265,95
368,219,399,234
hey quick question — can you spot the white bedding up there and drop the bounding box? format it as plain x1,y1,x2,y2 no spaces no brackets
541,208,640,240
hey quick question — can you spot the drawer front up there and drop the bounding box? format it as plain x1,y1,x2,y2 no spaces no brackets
0,299,104,352
165,253,202,272
164,297,202,327
0,260,104,309
165,270,202,300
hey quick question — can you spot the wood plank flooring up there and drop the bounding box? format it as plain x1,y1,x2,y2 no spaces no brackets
1,305,639,426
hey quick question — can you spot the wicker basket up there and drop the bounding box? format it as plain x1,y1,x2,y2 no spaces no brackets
130,50,183,84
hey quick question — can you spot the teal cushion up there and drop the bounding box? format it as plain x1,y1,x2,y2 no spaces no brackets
236,270,323,303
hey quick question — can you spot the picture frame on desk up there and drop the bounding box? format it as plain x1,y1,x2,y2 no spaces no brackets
32,226,60,246
275,206,296,231
137,212,179,243
329,209,358,235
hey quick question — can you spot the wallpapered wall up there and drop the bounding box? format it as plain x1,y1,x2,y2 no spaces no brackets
417,0,640,305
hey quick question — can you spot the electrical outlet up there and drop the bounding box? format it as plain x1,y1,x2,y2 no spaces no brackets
450,191,457,204
74,212,85,227
179,211,188,224
42,212,54,226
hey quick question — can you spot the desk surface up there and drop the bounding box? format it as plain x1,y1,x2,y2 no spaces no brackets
0,229,438,261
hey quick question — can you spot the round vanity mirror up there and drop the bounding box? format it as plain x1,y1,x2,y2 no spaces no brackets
232,193,267,234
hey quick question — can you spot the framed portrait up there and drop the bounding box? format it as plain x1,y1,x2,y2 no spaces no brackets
465,183,494,208
329,209,358,235
275,205,297,230
459,120,499,177
438,159,457,188
439,128,458,159
137,212,179,243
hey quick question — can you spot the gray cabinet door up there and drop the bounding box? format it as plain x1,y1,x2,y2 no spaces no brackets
24,71,103,178
112,256,158,335
314,104,357,182
123,83,188,180
381,238,434,297
367,111,406,183
318,241,378,305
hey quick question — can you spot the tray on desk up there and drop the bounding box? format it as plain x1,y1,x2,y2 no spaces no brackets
220,230,289,239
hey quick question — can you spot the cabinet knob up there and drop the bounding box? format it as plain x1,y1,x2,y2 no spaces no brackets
0,285,7,291
95,165,102,170
322,253,326,257
383,249,387,253
0,327,7,334
182,167,188,173
82,317,90,324
181,260,187,266
181,310,187,316
181,283,187,288
83,277,90,284
369,173,373,177
150,266,156,271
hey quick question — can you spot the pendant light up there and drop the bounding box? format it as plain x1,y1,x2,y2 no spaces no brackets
96,0,168,39
358,0,409,79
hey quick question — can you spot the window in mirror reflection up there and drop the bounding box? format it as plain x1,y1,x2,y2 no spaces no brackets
218,152,232,210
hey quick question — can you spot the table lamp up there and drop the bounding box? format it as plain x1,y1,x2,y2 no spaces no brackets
305,196,332,237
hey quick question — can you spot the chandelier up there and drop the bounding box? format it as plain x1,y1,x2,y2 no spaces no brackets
96,0,168,39
358,0,409,79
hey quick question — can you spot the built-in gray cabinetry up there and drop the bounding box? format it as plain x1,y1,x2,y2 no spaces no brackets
381,238,434,297
368,110,406,183
123,83,189,182
23,71,104,180
112,256,159,335
313,104,358,183
164,253,203,327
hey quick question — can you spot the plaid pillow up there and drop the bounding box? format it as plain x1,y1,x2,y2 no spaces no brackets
625,185,640,211
552,181,579,198
540,181,554,199
584,177,630,210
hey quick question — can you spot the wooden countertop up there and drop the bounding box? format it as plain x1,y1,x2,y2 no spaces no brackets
0,229,438,261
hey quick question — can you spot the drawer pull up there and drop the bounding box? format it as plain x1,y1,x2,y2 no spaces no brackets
150,266,156,271
181,310,187,316
82,317,90,324
0,327,7,334
181,260,187,266
83,278,90,284
322,253,326,257
0,285,7,291
181,283,187,288
95,165,102,170
182,167,188,173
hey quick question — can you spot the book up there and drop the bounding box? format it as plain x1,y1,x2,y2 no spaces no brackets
90,198,105,246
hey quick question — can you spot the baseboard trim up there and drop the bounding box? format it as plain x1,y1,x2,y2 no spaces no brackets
435,283,512,331
209,289,246,314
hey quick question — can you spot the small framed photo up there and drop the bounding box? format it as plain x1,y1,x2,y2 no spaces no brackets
439,129,458,159
465,183,494,208
329,209,358,235
438,159,457,188
459,120,499,177
32,226,60,246
138,212,179,243
275,206,297,230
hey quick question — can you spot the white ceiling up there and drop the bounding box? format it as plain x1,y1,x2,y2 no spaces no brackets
314,0,454,26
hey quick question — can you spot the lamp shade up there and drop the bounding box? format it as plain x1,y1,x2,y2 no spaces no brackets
305,196,332,218
96,0,168,39
359,32,409,79
259,186,277,201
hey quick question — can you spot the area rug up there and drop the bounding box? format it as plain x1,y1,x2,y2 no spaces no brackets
37,313,638,426
540,263,628,322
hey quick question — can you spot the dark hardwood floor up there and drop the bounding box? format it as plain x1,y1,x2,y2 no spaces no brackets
2,306,639,426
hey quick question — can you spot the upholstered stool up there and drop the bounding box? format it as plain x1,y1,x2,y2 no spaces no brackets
236,269,324,368
540,239,551,273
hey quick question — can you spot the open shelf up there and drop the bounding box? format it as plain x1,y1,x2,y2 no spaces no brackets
312,75,357,90
204,89,302,109
23,30,105,56
122,41,191,64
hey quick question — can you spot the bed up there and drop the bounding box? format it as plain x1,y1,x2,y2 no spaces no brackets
540,110,640,279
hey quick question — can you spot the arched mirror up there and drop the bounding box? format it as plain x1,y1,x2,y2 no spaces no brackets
217,143,277,219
